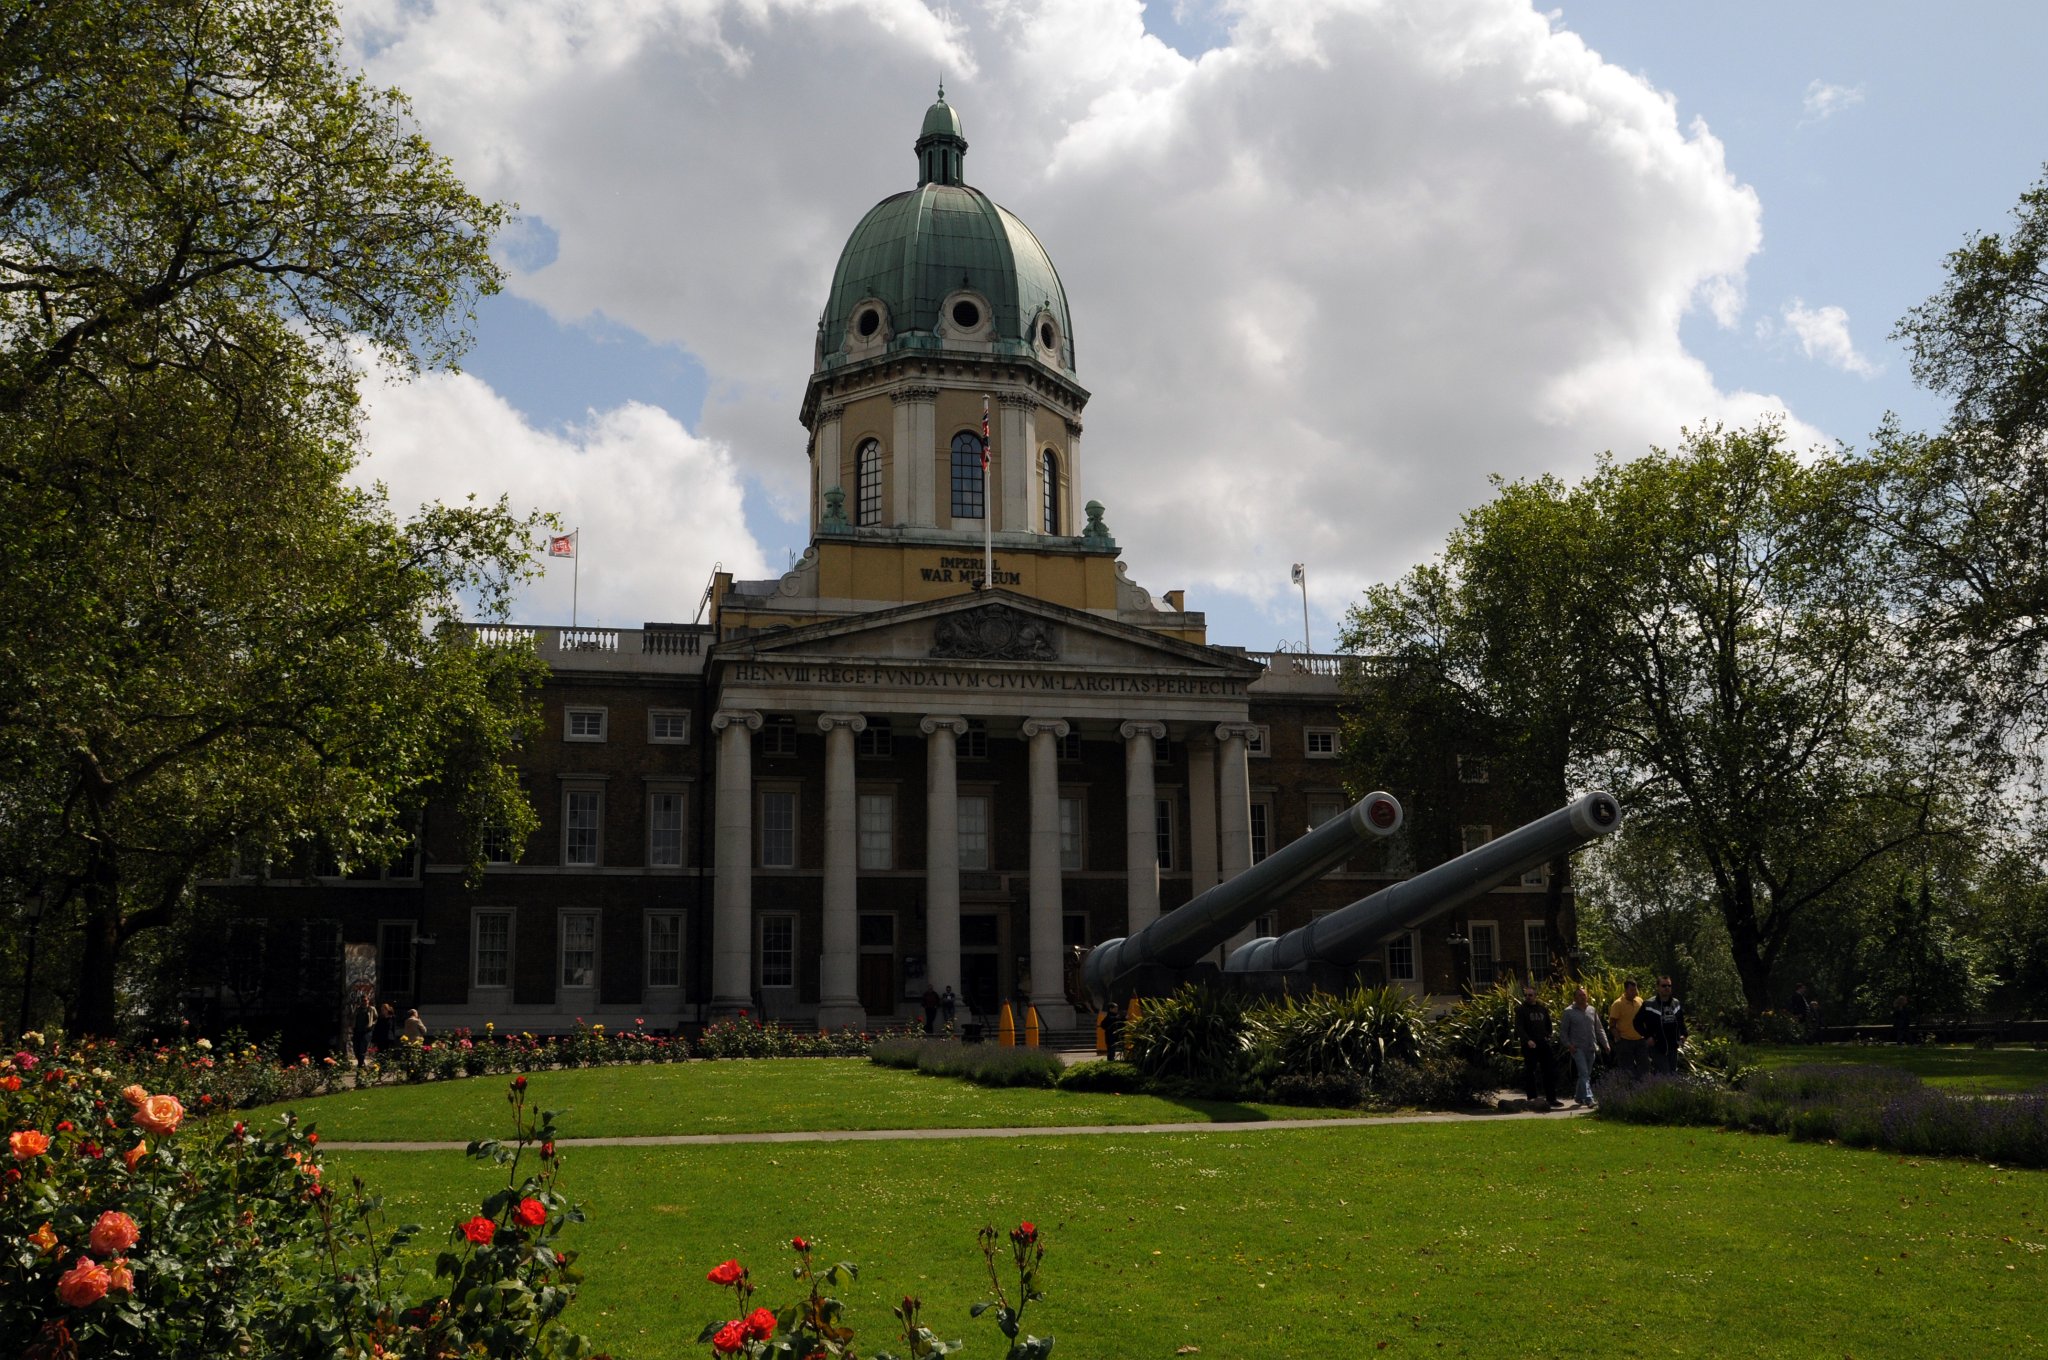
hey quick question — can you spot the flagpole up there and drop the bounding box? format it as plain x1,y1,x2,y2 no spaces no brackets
1294,563,1311,654
572,528,580,630
982,394,994,590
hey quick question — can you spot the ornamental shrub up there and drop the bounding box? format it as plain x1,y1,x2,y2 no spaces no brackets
1249,985,1433,1087
1053,1061,1143,1094
1122,985,1257,1086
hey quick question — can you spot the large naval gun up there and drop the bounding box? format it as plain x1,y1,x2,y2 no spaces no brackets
1223,790,1622,983
1082,791,1405,1007
1082,790,1621,1007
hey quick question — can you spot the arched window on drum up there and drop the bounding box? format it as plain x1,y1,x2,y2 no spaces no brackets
950,431,986,520
1041,448,1061,534
854,438,881,526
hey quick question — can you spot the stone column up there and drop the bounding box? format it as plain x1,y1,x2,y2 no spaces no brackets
817,712,867,1028
1062,417,1084,533
920,715,968,998
1215,722,1258,958
1021,717,1074,1028
709,709,761,1014
813,404,844,530
1119,720,1166,936
999,394,1037,534
1188,732,1219,894
893,387,938,527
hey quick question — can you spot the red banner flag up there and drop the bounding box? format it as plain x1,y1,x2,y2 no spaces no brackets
548,534,576,558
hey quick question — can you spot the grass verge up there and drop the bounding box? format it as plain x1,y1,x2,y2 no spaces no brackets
246,1059,1358,1142
331,1117,2047,1359
1751,1043,2048,1093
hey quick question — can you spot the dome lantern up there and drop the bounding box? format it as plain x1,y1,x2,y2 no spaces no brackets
916,84,967,187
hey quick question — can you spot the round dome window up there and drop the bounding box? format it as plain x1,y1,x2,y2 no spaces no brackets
951,300,982,329
856,308,881,338
1038,321,1056,349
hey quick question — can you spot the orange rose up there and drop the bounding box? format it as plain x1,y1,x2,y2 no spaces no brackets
119,1084,148,1108
122,1141,148,1171
56,1256,110,1308
89,1211,139,1256
132,1094,183,1136
0,1074,19,1091
9,1129,50,1159
106,1259,135,1293
28,1222,58,1255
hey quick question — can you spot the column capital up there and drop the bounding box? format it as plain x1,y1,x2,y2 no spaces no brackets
892,385,941,404
997,392,1039,410
815,403,846,423
1019,717,1070,741
919,714,969,737
817,712,868,734
1214,721,1260,744
711,708,762,733
1118,720,1167,742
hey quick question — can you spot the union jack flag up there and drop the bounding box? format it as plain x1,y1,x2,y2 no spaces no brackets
981,397,991,472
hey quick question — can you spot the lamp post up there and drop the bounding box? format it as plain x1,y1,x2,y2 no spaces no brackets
19,890,46,1037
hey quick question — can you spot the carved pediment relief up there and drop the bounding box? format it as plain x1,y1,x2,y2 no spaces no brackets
930,603,1059,661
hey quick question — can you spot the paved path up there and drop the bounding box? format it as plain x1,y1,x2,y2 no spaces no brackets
324,1098,1588,1152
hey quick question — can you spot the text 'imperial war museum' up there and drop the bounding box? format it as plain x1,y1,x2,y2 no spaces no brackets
212,92,1568,1040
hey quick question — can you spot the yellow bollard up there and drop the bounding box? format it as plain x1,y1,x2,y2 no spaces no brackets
1126,996,1141,1028
1025,1006,1042,1048
998,1003,1016,1047
1094,1009,1107,1055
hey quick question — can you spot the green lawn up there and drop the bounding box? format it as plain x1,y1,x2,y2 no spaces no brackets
1751,1043,2048,1093
333,1116,2048,1359
248,1060,1355,1142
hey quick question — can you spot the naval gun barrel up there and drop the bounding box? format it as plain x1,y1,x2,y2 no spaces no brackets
1224,790,1621,974
1085,790,1404,1005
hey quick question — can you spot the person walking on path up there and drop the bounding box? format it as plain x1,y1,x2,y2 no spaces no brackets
921,986,940,1036
1559,986,1610,1107
371,1001,395,1054
940,986,958,1029
1608,977,1647,1075
351,996,373,1068
1516,984,1558,1109
1640,975,1687,1074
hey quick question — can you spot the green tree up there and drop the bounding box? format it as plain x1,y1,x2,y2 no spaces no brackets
0,0,544,1034
1341,475,1627,976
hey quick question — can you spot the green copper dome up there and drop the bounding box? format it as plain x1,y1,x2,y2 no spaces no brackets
816,93,1076,377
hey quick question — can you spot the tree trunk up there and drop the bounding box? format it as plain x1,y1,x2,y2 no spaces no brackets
1545,853,1574,981
1721,873,1773,1014
74,862,124,1036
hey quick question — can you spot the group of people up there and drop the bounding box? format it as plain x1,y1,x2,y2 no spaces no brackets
350,997,426,1066
917,985,961,1035
1516,975,1687,1109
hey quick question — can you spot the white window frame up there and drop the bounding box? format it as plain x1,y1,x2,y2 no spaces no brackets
759,717,797,758
760,787,798,869
857,791,894,870
1058,793,1085,871
1386,930,1418,984
480,816,515,866
1305,727,1341,759
1460,824,1493,856
1524,920,1551,979
1056,728,1083,762
759,912,798,989
958,794,990,871
1521,864,1549,889
1250,798,1273,864
1306,796,1346,833
1469,920,1499,987
1246,725,1271,758
563,786,603,867
471,908,513,991
648,788,686,868
960,721,989,760
649,709,691,744
857,717,893,758
646,911,684,990
564,706,608,743
559,909,599,991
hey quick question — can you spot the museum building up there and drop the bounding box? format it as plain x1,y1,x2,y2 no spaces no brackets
209,92,1567,1039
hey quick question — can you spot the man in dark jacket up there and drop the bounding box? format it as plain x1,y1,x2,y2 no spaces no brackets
1515,984,1557,1108
1640,975,1687,1074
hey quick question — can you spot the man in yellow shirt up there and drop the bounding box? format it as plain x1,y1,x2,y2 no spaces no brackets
1609,977,1647,1076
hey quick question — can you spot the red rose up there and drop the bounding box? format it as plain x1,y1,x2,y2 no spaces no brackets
789,1236,809,1252
541,1141,555,1160
55,1121,74,1133
744,1306,777,1340
512,1075,527,1091
711,1320,747,1353
706,1259,745,1286
80,1141,103,1159
307,1132,318,1145
0,1074,19,1091
232,1122,246,1140
460,1216,497,1245
1010,1221,1037,1246
515,1197,547,1228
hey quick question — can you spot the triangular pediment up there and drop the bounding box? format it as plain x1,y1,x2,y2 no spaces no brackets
715,590,1260,678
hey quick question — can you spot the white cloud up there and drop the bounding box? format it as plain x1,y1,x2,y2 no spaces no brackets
1765,299,1879,377
352,364,773,628
1802,79,1865,122
339,0,1809,638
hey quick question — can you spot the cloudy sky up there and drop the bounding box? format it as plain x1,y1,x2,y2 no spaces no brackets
339,0,2048,649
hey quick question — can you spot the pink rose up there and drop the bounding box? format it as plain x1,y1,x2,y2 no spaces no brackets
89,1211,139,1256
56,1257,110,1308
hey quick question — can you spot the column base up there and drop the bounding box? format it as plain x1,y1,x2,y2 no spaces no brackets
1027,998,1078,1032
816,1000,867,1031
